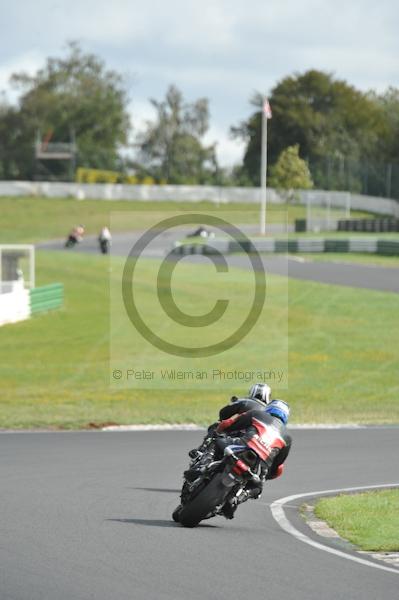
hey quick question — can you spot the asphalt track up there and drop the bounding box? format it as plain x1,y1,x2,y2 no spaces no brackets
39,231,399,293
1,428,397,600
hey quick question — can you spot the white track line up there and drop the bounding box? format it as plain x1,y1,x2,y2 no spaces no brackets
270,483,399,575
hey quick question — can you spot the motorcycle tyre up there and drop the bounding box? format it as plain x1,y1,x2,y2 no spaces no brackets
178,473,228,528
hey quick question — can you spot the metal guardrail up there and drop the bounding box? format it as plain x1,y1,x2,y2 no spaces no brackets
338,219,399,232
1,182,398,217
172,239,399,256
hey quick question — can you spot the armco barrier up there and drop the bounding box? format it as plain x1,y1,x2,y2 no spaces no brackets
377,240,399,255
338,218,399,232
325,240,350,253
297,239,325,252
29,283,63,315
172,238,399,257
349,239,378,253
1,181,399,218
227,240,253,253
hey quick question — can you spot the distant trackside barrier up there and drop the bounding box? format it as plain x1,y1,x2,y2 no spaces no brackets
338,218,399,232
172,238,399,256
0,181,398,218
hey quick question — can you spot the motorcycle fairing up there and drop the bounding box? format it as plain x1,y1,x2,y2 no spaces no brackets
224,444,248,453
247,418,286,461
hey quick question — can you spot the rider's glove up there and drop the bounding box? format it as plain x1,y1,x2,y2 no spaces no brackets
216,413,240,433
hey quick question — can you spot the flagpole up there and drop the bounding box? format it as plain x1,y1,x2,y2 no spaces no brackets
260,97,268,235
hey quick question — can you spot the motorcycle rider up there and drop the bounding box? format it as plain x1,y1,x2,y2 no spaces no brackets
186,384,292,519
188,383,272,459
223,382,272,417
99,226,111,242
65,224,85,247
216,399,291,518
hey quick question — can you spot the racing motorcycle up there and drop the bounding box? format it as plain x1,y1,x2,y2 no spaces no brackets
99,238,110,254
65,226,84,248
65,234,80,248
172,418,286,527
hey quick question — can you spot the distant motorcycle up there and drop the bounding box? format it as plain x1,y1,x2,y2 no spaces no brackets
98,227,112,254
65,234,81,248
173,418,286,527
65,225,85,248
187,226,215,239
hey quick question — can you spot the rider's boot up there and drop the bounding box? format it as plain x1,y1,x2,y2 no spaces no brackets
187,423,219,458
221,499,238,520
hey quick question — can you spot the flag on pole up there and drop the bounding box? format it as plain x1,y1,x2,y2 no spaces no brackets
263,97,272,119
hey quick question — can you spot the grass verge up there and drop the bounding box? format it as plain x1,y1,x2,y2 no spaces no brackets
0,250,398,428
0,195,373,243
287,231,399,239
314,490,399,552
178,243,399,267
292,253,399,267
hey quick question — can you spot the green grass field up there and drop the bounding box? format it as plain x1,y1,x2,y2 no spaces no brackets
0,196,374,243
292,253,399,267
0,250,398,428
0,195,398,428
314,490,399,552
287,231,399,239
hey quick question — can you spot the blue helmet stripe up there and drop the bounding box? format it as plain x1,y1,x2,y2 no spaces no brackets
265,400,290,424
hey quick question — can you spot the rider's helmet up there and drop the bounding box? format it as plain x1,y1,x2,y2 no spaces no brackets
248,383,271,405
265,399,290,425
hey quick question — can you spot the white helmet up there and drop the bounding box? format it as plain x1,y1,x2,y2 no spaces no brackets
248,383,271,405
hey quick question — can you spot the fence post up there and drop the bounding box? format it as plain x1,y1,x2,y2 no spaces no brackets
386,163,392,199
306,191,311,230
345,193,351,219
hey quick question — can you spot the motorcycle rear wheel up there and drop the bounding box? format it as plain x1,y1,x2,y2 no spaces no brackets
172,505,182,523
178,473,228,528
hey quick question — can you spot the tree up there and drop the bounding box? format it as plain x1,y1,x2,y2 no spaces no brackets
232,70,386,188
0,99,23,179
374,88,399,162
0,42,131,180
269,144,313,202
137,85,218,184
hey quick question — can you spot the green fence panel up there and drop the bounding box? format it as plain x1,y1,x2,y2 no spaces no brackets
31,299,62,315
30,283,64,315
30,287,63,297
275,240,298,253
30,283,63,296
30,293,63,305
274,240,288,252
377,241,399,255
325,240,350,252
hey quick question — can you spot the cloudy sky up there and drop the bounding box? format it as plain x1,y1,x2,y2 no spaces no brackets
1,0,398,165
